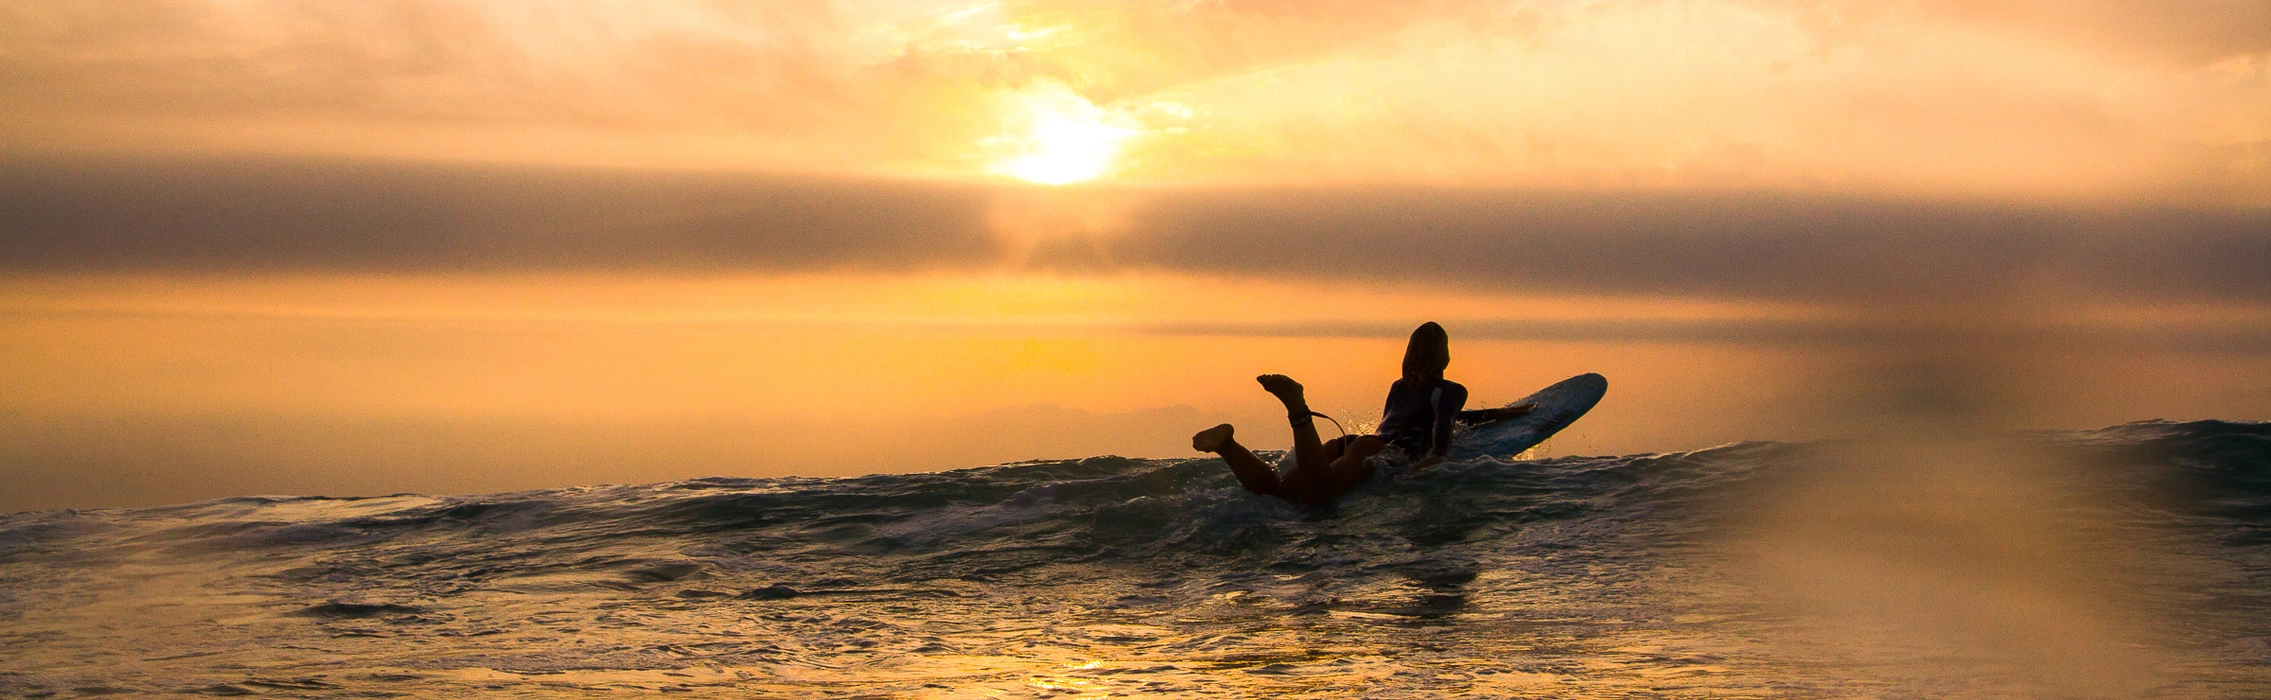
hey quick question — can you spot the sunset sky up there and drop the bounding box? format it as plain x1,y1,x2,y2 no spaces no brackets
4,0,2268,511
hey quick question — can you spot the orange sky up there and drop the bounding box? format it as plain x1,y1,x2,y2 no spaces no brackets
3,1,2268,511
5,0,2266,201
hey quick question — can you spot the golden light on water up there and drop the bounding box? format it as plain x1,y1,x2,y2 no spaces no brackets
987,83,1139,185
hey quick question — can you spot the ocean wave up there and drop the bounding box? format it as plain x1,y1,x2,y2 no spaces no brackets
7,422,2268,571
3,420,2268,697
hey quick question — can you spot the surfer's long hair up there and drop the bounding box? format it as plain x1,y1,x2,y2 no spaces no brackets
1402,322,1450,383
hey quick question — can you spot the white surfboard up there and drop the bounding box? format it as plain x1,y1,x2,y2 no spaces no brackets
1448,373,1607,459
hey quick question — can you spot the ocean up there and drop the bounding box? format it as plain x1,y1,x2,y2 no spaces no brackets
2,420,2266,698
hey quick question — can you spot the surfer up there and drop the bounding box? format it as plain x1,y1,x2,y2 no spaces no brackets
1191,322,1535,507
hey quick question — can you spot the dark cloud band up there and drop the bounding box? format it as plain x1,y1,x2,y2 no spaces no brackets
1096,188,2271,304
5,155,2267,306
0,156,1002,272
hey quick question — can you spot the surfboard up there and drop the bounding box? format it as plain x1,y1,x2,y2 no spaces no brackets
1448,373,1607,459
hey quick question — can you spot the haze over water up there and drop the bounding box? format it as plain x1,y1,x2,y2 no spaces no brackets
5,175,2267,511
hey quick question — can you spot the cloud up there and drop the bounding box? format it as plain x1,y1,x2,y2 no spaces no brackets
3,0,2265,199
0,155,1000,271
5,155,2266,308
1882,0,2271,63
1103,187,2271,305
0,1,843,126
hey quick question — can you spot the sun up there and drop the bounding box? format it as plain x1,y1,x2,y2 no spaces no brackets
988,85,1138,185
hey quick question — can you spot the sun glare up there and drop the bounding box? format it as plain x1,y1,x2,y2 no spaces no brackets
988,86,1138,185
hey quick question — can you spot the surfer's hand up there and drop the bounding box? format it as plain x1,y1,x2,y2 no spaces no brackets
1407,455,1444,475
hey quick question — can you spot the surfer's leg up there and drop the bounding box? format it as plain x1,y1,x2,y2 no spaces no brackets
1193,424,1283,497
1257,374,1334,504
1322,436,1387,494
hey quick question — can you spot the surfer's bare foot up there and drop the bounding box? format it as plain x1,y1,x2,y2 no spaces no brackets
1255,374,1307,410
1192,424,1236,453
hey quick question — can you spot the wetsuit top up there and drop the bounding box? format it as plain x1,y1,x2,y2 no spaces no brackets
1377,378,1468,457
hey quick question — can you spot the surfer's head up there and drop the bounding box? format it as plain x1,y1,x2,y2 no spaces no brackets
1402,322,1450,382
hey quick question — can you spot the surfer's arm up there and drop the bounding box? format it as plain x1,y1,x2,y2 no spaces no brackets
1426,381,1467,458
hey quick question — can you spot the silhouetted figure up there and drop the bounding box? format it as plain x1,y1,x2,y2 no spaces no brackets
1192,322,1533,507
